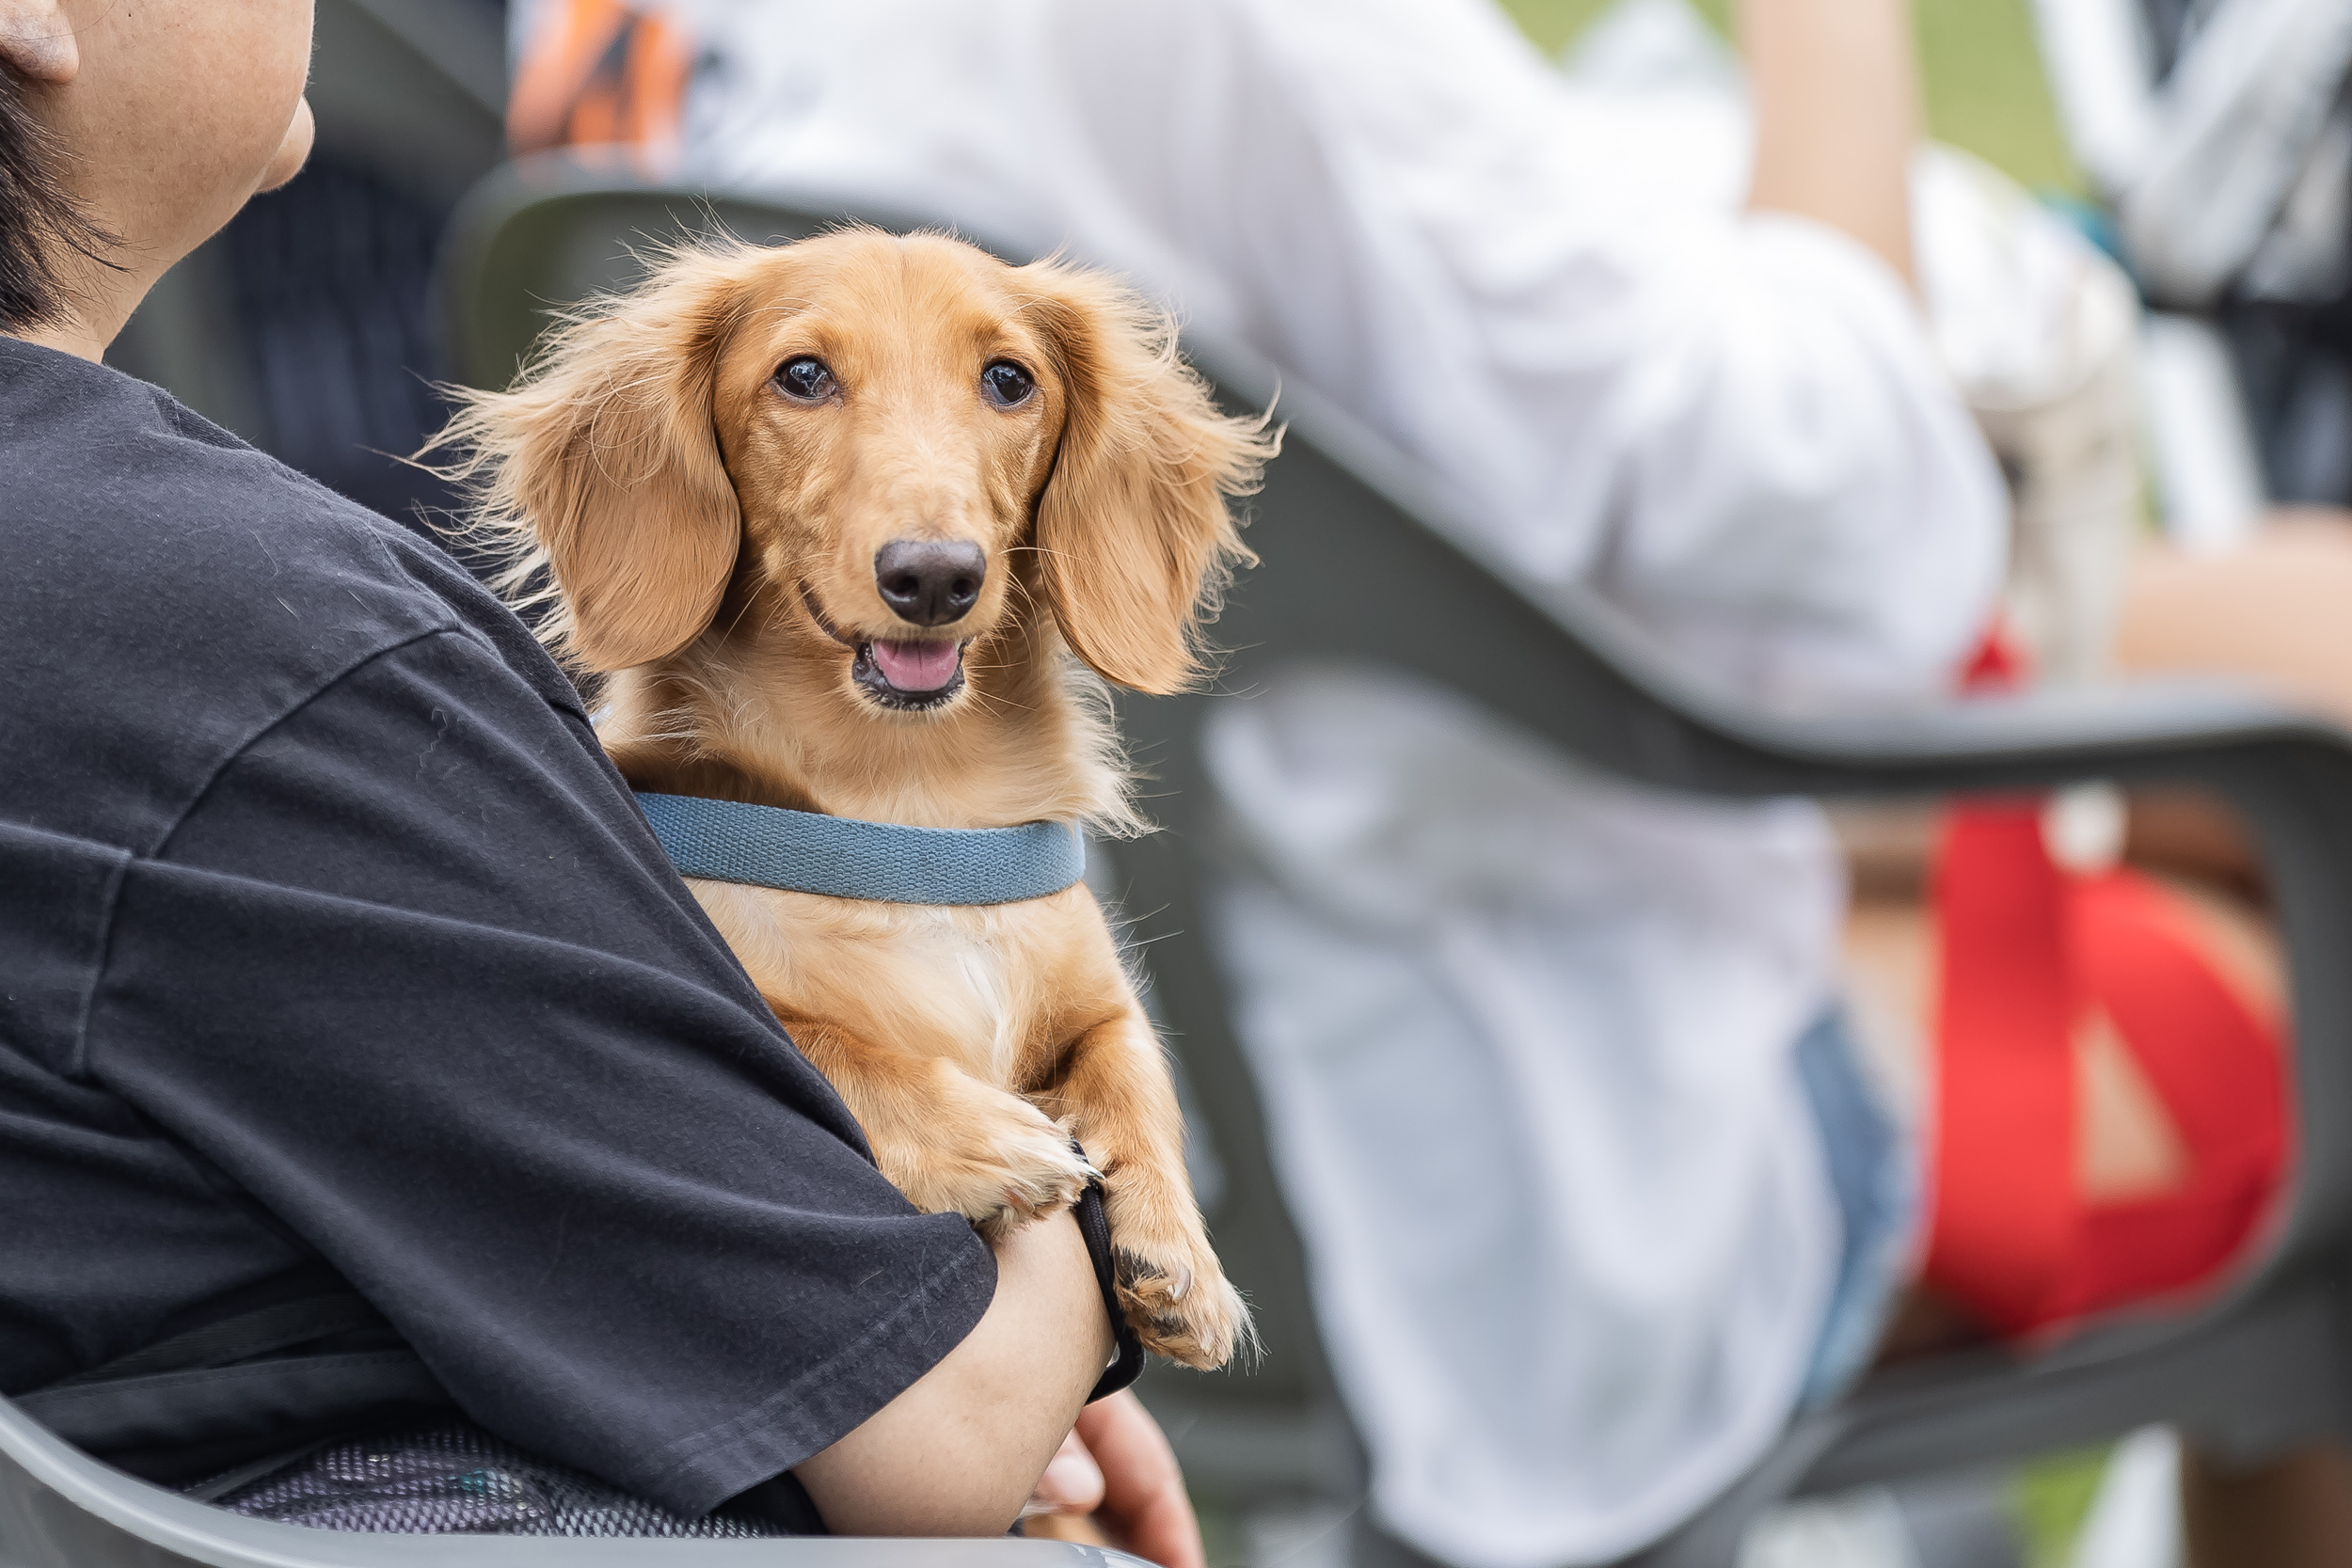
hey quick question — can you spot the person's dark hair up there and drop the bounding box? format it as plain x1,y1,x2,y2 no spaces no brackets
0,63,117,332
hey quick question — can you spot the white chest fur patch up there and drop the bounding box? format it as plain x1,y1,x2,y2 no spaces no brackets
694,882,1030,1081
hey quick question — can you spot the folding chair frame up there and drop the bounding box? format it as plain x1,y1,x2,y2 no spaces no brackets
418,155,2352,1567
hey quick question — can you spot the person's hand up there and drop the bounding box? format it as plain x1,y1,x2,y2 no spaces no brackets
1028,1391,1204,1568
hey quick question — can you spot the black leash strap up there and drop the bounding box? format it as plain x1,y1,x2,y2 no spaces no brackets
40,1293,392,1389
1071,1144,1144,1402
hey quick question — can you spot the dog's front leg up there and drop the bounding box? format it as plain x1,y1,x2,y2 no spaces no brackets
778,1011,1094,1242
1051,1008,1252,1370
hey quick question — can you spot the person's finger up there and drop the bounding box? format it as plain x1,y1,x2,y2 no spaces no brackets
1032,1429,1106,1513
1073,1392,1203,1568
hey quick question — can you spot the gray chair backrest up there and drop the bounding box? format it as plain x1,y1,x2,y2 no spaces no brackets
1101,360,2352,1557
436,155,2352,1561
1102,355,2352,1549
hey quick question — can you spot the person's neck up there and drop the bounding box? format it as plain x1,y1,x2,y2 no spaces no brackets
12,314,106,360
8,259,154,361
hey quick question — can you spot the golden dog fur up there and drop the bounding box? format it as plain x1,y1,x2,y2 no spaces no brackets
434,229,1272,1370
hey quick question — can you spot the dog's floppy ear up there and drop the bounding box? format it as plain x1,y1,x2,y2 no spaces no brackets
433,245,749,672
1022,261,1274,695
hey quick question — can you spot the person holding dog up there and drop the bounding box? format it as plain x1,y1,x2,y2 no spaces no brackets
0,2,1203,1559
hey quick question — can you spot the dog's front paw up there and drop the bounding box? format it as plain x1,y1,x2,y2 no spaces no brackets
1115,1232,1251,1371
873,1071,1093,1242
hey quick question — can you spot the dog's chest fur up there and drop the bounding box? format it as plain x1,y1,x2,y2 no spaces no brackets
687,878,1130,1089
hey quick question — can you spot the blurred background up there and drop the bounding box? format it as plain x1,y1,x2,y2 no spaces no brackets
104,5,2348,1566
118,0,2327,560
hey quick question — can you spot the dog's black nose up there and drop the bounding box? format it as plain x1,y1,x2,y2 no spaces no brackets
874,538,987,626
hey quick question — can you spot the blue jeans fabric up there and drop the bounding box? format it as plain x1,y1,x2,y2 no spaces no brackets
1793,1007,1920,1408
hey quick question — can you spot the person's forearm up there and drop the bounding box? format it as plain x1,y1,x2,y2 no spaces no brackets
794,1210,1111,1536
1740,0,1920,285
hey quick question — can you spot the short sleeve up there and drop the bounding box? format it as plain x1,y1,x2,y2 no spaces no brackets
83,628,994,1516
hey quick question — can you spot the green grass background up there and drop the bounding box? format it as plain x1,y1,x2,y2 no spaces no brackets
1496,0,2083,192
1484,4,2102,1560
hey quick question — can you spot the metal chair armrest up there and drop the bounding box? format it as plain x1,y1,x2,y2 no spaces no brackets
0,1396,1136,1568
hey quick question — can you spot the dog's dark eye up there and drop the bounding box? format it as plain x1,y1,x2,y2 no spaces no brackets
981,360,1036,408
775,356,836,402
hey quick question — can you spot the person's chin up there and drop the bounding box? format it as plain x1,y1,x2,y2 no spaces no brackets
257,99,315,193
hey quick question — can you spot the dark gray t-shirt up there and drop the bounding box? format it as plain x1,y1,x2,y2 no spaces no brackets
0,337,993,1514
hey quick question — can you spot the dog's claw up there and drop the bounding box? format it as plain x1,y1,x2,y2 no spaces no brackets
1114,1246,1249,1370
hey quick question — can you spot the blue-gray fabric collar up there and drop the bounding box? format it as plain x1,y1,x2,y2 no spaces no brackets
635,791,1086,906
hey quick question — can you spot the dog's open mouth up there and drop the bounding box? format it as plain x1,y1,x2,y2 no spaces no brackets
801,582,969,712
854,639,966,710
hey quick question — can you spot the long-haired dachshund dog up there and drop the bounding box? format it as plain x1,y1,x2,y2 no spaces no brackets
436,230,1270,1370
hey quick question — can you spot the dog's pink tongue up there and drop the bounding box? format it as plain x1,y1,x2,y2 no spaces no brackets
873,640,961,690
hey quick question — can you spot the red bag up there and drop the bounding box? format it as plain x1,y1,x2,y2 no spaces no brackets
1922,635,2291,1335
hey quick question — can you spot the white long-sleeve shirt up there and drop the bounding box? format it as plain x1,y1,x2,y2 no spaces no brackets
522,1,2009,1558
